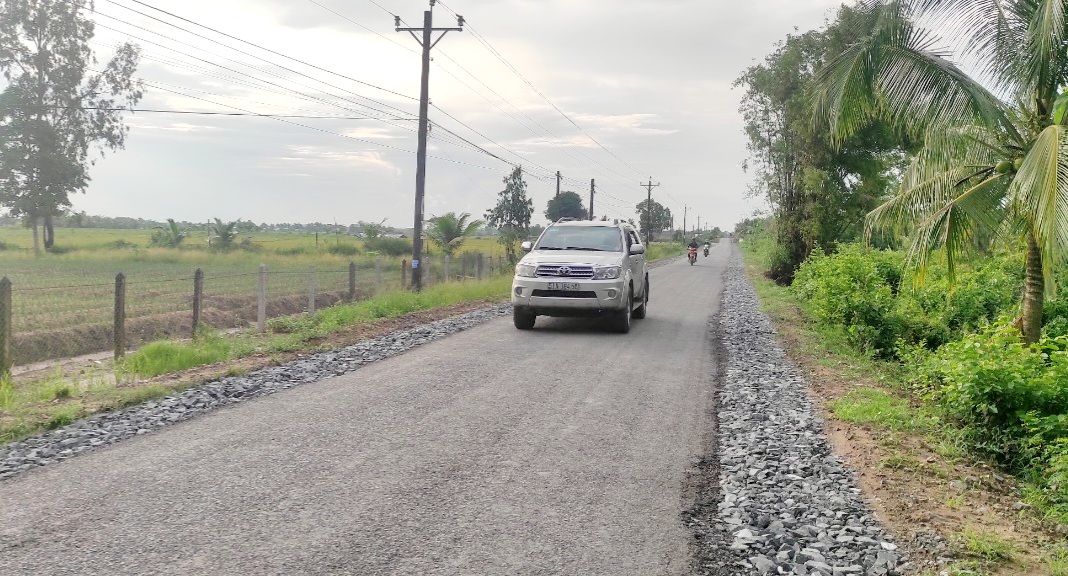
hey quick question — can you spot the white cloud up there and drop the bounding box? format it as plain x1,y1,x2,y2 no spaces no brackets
76,0,844,231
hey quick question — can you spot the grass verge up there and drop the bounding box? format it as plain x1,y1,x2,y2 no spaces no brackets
0,276,511,444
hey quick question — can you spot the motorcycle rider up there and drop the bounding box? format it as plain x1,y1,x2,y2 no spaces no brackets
687,235,700,250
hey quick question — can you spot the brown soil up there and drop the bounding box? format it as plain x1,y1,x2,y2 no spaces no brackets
756,271,1061,575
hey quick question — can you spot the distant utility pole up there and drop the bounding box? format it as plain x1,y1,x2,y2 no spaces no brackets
683,205,688,236
641,178,660,244
396,1,463,291
589,179,596,220
697,215,702,233
556,171,561,198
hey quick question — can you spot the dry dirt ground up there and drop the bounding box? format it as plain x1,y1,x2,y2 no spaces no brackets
759,285,1064,575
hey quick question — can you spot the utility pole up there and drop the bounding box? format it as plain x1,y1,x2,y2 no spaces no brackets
697,215,702,233
396,1,463,291
641,178,660,244
589,179,595,220
683,205,688,237
556,171,561,198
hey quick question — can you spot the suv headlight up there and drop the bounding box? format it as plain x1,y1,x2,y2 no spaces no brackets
592,266,622,280
515,263,537,278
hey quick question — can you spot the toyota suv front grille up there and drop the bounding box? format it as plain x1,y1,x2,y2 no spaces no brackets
535,265,594,279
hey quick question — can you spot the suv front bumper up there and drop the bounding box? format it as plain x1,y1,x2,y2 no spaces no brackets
511,276,628,316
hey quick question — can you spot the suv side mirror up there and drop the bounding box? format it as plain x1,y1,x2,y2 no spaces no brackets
521,241,533,252
629,244,645,255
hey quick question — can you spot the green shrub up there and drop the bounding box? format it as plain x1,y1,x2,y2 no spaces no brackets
914,322,1068,466
364,237,412,257
327,243,359,256
792,244,907,356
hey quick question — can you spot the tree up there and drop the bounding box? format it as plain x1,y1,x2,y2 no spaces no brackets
544,191,586,222
485,166,533,263
151,218,186,248
735,5,907,283
426,212,482,257
0,0,143,255
209,218,238,251
635,199,672,241
811,0,1068,343
358,219,387,239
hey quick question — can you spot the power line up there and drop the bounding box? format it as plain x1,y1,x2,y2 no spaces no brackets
437,0,651,182
7,104,396,120
304,0,418,56
108,0,418,103
89,15,416,122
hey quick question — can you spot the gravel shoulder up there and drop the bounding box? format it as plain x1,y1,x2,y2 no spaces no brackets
700,249,903,576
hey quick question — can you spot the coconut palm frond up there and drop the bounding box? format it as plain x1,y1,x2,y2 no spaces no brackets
908,0,1018,90
901,173,1009,282
1021,0,1068,102
811,0,1010,145
867,164,998,239
1010,124,1068,291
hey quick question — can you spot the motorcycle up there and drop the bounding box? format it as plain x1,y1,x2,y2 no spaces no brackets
703,246,710,257
688,246,698,265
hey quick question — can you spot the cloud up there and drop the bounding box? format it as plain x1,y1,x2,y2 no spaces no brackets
75,0,845,231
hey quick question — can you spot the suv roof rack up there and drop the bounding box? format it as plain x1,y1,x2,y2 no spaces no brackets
555,217,581,223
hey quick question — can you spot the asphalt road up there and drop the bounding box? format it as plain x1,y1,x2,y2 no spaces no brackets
0,242,730,576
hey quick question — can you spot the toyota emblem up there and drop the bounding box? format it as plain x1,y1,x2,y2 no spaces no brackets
558,266,571,276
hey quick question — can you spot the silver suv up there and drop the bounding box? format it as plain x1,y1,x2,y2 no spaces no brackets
511,219,649,333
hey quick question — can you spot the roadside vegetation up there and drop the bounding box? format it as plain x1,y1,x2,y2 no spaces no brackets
741,228,1067,575
0,275,511,444
736,2,1068,572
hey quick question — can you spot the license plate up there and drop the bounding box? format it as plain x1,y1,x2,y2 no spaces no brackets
547,282,580,291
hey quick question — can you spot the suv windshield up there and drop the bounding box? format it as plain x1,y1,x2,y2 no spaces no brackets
535,226,623,252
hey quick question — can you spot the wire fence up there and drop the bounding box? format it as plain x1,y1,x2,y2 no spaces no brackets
0,252,511,371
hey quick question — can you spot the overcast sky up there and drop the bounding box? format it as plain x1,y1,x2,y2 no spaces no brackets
71,0,845,231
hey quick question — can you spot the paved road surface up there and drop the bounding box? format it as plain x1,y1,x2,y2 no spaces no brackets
0,243,731,576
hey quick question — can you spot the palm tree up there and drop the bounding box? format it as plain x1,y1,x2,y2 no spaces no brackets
811,0,1068,343
426,212,482,257
151,218,186,248
210,218,238,251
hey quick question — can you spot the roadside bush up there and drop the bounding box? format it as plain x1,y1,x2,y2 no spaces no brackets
792,244,906,356
364,237,412,257
914,322,1068,467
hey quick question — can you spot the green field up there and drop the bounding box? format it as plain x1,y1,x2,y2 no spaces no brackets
0,227,510,364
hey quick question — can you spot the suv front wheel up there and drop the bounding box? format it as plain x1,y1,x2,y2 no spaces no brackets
632,278,648,319
514,308,536,330
612,289,632,333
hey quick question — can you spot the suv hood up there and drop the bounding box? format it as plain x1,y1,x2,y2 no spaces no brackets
519,250,625,267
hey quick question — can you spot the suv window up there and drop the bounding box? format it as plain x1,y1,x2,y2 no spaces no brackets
535,226,623,252
626,230,640,248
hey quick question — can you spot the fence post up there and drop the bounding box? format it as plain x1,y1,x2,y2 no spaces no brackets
257,264,267,333
477,253,484,281
348,261,357,302
114,273,126,360
401,259,408,288
307,271,317,314
444,255,451,283
192,268,204,337
0,277,11,377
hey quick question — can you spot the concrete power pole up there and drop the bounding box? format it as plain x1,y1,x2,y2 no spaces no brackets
556,171,561,198
683,205,688,237
589,179,595,220
697,215,702,233
396,1,462,291
641,178,660,244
